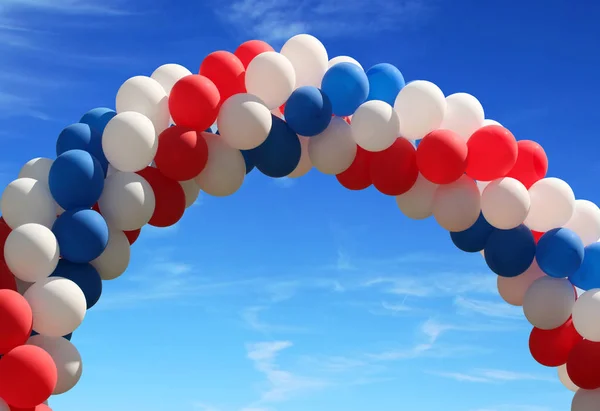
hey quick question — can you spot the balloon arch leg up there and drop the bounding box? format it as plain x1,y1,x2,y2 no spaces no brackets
0,34,599,410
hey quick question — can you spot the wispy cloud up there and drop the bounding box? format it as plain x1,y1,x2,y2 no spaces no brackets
430,368,555,384
272,177,295,189
241,306,308,334
0,0,131,16
453,296,524,319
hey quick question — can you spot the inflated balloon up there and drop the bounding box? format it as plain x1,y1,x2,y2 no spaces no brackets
571,289,600,342
169,74,220,130
195,133,246,196
525,177,575,232
79,107,116,136
4,224,60,283
124,228,141,245
55,123,108,174
320,62,369,116
116,75,170,133
432,175,481,232
199,51,245,105
0,345,57,408
27,335,82,395
217,93,272,149
24,277,86,337
440,92,484,140
280,34,328,89
1,178,56,229
564,200,600,246
536,228,584,278
18,158,53,187
567,339,600,390
481,177,530,230
283,87,332,137
369,138,418,196
0,290,32,355
394,80,446,140
466,125,518,181
0,398,7,411
570,244,600,291
366,63,405,106
234,39,274,69
328,56,362,70
350,100,399,152
416,129,468,184
153,126,208,181
529,319,582,366
523,277,576,330
571,388,600,410
97,172,156,231
506,140,548,189
482,119,502,127
497,259,545,306
179,179,201,208
249,116,302,178
0,261,17,292
450,212,494,253
558,363,579,392
484,225,536,277
0,217,11,259
137,167,186,227
241,149,255,174
288,136,312,178
52,209,109,264
395,173,438,220
308,116,356,175
50,260,102,309
245,52,295,110
91,227,131,281
336,146,372,190
151,63,192,95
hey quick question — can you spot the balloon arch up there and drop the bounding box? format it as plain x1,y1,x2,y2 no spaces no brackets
0,34,599,410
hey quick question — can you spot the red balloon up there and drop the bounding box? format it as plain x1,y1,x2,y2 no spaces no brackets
11,405,52,411
169,75,220,131
0,260,17,291
136,167,186,228
91,203,100,213
532,231,544,244
199,51,246,105
369,138,418,196
0,289,32,355
529,319,582,367
0,217,11,261
153,126,209,181
465,125,518,181
567,339,600,390
124,229,141,245
0,345,57,408
506,140,548,189
234,40,274,69
416,129,467,184
336,146,372,190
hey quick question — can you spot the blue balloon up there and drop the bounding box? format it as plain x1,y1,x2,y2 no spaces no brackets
283,86,332,136
56,123,109,174
321,62,369,116
248,116,301,178
51,260,102,309
450,213,495,252
52,209,109,263
241,150,255,174
536,228,584,278
49,149,105,210
570,242,600,290
366,63,405,105
484,225,536,277
79,107,116,135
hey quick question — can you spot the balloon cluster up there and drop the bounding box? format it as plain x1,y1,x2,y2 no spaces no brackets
1,33,600,410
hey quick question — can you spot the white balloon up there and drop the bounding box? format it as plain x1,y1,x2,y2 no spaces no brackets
115,75,170,135
91,227,131,281
195,133,246,196
394,80,446,140
481,177,530,229
271,108,284,119
571,289,600,342
351,100,399,152
497,259,545,306
15,277,33,295
572,389,600,411
102,111,158,173
288,136,312,178
557,364,579,392
525,177,576,232
245,52,295,109
308,117,357,175
27,334,83,395
179,179,201,208
4,223,59,283
482,119,502,127
0,398,8,411
280,34,328,89
106,164,118,177
563,200,600,246
18,157,53,186
151,63,192,95
432,175,481,232
1,177,56,229
476,180,490,194
98,172,156,231
24,277,86,337
395,173,438,220
523,276,575,330
217,93,272,150
440,93,485,141
328,56,362,70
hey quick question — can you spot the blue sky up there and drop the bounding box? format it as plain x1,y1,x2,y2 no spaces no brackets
1,0,599,410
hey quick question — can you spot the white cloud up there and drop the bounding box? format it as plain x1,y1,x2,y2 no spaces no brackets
241,306,307,333
453,296,524,319
0,0,129,16
272,177,296,189
429,368,555,384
